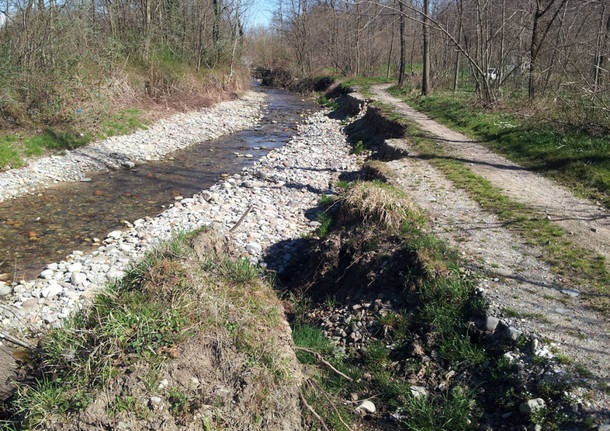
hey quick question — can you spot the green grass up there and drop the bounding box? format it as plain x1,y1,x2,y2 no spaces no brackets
0,108,148,171
0,135,24,169
100,108,148,138
389,87,610,209
316,94,340,110
3,230,294,429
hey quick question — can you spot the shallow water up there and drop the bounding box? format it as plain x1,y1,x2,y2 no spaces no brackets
0,88,316,280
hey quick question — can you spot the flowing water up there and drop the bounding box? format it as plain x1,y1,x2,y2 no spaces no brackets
0,88,316,280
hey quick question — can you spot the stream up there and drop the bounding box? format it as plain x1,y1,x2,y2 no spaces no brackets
0,88,316,281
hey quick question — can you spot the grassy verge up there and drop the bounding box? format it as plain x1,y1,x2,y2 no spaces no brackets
388,86,610,209
284,181,586,430
1,230,300,429
0,108,148,170
368,98,609,308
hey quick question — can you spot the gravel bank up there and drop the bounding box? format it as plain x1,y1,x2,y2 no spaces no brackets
0,110,358,338
0,92,266,202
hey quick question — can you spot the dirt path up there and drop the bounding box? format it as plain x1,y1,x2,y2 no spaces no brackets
357,86,609,409
370,84,610,262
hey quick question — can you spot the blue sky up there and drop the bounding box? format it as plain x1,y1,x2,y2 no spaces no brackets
246,0,276,28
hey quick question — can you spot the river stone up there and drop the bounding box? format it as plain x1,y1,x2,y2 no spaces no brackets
520,398,546,414
245,242,262,255
40,269,54,279
41,281,62,298
107,230,122,240
355,400,376,414
0,282,11,297
67,262,82,273
70,272,87,286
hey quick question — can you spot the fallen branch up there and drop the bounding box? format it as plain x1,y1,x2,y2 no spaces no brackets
0,331,34,349
300,390,330,431
294,346,353,381
229,205,253,233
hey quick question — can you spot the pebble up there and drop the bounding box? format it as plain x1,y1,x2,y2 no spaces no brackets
41,281,62,298
519,398,546,414
355,400,376,414
410,385,428,399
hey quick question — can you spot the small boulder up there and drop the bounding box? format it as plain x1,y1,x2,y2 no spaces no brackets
483,316,500,332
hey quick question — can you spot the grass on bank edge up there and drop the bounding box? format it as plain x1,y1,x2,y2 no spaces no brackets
289,181,583,431
0,108,148,170
369,97,609,306
1,229,296,429
387,86,610,210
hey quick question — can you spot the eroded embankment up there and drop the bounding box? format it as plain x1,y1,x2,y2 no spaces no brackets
317,91,610,418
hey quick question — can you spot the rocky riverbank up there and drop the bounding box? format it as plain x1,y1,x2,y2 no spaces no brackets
0,109,358,339
0,92,266,202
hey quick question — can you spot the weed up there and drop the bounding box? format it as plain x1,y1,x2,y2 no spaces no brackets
318,193,335,206
351,140,366,154
397,386,477,431
0,139,23,169
167,388,189,415
316,95,339,110
316,212,333,238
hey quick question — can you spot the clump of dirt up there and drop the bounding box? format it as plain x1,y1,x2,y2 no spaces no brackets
4,231,302,430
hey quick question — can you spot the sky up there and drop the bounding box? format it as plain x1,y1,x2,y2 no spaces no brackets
246,0,276,29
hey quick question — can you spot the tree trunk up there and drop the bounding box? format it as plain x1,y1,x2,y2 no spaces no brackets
594,7,609,91
213,0,221,64
386,17,395,79
453,0,463,93
528,5,541,100
422,0,430,95
398,0,406,86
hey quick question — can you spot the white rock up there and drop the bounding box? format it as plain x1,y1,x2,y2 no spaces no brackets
245,242,263,255
67,262,83,273
70,272,87,286
0,282,11,297
41,281,63,298
158,378,169,390
410,385,428,399
40,269,55,279
355,400,376,414
107,230,122,240
519,398,546,414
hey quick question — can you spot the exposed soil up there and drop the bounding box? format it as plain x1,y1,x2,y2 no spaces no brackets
369,84,610,263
